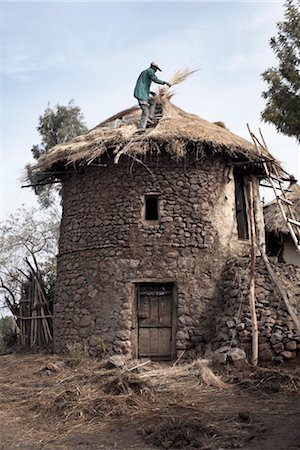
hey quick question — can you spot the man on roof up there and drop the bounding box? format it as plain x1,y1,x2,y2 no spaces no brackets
134,62,171,130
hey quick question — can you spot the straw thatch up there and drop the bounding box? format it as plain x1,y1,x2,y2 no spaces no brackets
264,183,300,234
34,99,275,173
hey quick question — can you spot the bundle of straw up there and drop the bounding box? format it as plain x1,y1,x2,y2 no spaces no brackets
158,67,199,100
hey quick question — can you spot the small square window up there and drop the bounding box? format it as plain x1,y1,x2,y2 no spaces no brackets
145,195,159,221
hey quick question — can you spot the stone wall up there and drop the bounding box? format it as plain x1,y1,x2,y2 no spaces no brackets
54,152,262,357
213,256,300,362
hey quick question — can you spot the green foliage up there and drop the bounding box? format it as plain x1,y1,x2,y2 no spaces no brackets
26,99,88,208
31,99,88,158
66,342,89,366
261,0,300,142
0,316,17,351
95,337,106,358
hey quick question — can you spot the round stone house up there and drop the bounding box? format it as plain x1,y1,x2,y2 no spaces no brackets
35,100,274,359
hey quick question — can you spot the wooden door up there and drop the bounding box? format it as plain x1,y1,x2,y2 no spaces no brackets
137,283,175,360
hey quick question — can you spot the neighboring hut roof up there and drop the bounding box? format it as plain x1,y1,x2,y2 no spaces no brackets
34,100,277,173
264,183,300,235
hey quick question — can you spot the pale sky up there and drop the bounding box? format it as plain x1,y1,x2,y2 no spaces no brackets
1,1,299,220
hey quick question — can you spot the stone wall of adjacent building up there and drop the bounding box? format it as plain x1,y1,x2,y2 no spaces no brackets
213,256,300,362
54,152,263,357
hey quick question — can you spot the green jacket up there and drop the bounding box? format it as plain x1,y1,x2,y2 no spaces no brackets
134,67,166,102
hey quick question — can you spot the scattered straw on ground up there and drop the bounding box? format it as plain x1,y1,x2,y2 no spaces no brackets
1,354,300,448
232,366,300,393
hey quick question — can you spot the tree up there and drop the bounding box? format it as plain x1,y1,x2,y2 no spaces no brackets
0,206,59,317
26,99,88,207
0,316,17,351
261,0,300,142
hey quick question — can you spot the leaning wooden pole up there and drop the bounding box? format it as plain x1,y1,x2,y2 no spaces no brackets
248,178,259,366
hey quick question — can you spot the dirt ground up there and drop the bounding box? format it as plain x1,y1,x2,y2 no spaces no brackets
0,354,300,450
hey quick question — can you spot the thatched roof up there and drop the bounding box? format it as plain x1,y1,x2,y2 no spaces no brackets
34,100,276,173
264,183,300,234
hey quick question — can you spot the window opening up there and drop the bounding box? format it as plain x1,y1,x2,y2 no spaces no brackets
145,195,159,221
266,232,284,261
234,172,249,240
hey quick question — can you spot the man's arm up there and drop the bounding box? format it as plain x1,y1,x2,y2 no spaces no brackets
149,70,171,87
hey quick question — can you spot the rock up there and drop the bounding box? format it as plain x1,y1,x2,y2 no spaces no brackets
259,343,274,361
287,321,295,331
272,342,284,354
39,362,61,373
239,330,251,339
214,345,231,354
116,330,130,341
227,348,246,362
176,340,193,350
265,318,276,325
270,333,283,344
177,330,190,340
191,335,204,343
54,361,69,370
281,351,296,360
107,355,127,369
274,356,283,363
285,341,297,351
217,333,231,342
79,327,90,338
212,352,227,365
236,323,245,332
226,320,235,329
89,335,99,347
80,315,92,327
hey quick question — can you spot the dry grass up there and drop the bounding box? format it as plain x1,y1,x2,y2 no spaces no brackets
139,359,231,391
25,358,231,430
1,354,300,448
231,366,300,393
157,67,199,100
33,63,278,174
141,414,266,450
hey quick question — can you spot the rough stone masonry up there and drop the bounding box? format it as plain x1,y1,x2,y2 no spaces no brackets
213,256,300,363
54,151,263,358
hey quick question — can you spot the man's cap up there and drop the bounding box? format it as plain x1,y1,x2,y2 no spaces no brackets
150,61,162,71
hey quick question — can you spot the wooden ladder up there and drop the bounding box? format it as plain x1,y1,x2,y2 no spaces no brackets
247,125,300,255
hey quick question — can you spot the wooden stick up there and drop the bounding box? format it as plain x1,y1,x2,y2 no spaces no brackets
230,158,274,166
126,360,151,372
248,178,259,366
247,125,300,254
15,314,52,320
172,350,186,367
19,289,25,346
21,180,61,188
260,249,300,335
40,304,52,342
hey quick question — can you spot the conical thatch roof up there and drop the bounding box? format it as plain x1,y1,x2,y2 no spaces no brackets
34,100,276,173
264,183,300,234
